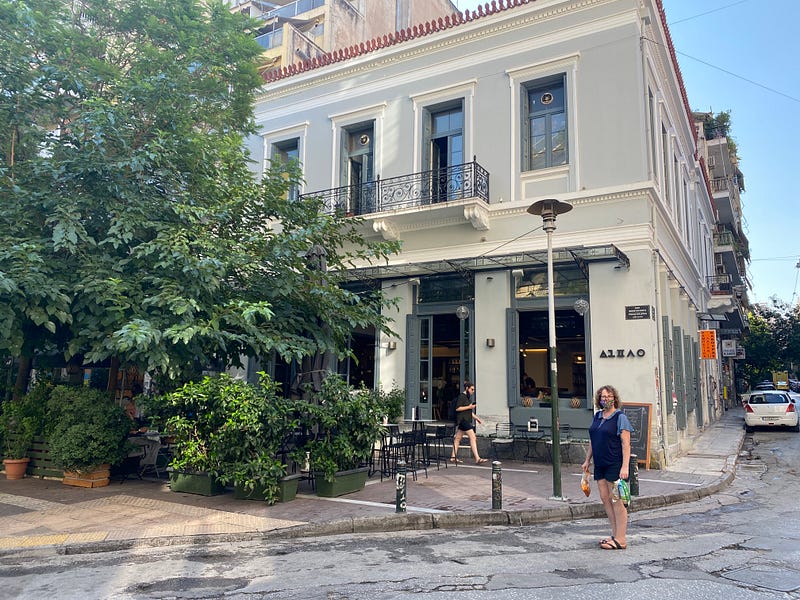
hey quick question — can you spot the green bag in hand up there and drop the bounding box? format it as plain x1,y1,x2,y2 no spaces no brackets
614,478,631,506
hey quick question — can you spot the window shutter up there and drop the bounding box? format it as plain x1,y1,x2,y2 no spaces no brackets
520,85,530,171
506,308,519,407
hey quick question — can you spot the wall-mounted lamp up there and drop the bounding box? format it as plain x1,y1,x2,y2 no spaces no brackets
511,268,524,279
387,341,397,350
408,277,420,286
486,338,495,348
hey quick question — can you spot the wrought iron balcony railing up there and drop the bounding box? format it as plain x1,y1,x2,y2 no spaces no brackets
299,161,490,216
713,230,737,249
707,274,733,296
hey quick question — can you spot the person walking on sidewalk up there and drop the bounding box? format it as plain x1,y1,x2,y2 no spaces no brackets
581,384,633,550
450,381,488,464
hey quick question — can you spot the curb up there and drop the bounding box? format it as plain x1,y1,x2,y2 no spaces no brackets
0,435,745,557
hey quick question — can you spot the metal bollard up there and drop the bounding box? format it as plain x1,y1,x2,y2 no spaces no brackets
396,461,407,513
491,461,502,510
628,454,639,496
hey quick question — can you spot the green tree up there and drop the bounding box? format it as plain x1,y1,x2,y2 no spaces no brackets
0,0,399,389
741,298,800,383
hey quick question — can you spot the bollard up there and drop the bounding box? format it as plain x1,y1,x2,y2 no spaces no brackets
396,461,407,513
491,461,502,510
628,454,639,496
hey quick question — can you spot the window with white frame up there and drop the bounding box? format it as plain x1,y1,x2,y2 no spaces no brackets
661,124,671,208
271,138,300,201
521,74,567,171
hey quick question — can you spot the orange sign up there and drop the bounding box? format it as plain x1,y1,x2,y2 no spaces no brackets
699,329,717,359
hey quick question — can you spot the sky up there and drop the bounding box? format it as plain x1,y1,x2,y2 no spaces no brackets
453,0,800,306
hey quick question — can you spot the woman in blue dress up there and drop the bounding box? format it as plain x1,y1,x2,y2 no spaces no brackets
581,385,633,549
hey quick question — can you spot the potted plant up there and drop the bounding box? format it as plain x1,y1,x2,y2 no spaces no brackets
0,385,47,479
210,374,303,504
46,385,132,487
156,376,229,496
158,373,302,499
296,375,386,497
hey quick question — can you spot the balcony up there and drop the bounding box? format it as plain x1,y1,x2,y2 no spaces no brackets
710,176,742,229
260,0,325,21
301,159,489,216
300,161,490,239
707,274,733,296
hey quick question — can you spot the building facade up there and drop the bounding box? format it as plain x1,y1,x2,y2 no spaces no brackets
249,0,740,467
229,0,458,76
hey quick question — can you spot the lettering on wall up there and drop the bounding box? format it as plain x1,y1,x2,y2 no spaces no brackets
599,348,646,358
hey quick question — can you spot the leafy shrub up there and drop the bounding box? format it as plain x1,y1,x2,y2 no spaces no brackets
0,382,49,459
46,385,131,472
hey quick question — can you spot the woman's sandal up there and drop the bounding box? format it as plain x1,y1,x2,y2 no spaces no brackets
600,537,627,550
475,458,488,464
449,457,463,463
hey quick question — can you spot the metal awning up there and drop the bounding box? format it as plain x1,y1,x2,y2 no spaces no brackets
347,244,630,281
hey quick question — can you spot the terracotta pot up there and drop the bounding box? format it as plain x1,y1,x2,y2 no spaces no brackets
570,397,582,409
3,457,30,480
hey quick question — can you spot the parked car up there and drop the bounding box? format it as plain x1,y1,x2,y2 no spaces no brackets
743,391,799,432
753,381,776,391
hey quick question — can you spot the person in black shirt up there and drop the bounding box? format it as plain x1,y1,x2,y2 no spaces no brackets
450,381,487,464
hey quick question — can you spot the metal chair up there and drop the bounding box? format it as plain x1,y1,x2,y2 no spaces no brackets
490,422,516,461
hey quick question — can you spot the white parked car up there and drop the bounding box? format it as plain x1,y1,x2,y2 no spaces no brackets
744,391,799,432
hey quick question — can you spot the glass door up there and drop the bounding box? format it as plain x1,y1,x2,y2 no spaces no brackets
406,311,472,421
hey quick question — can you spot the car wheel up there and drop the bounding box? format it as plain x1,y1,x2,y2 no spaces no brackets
793,423,800,433
745,425,754,433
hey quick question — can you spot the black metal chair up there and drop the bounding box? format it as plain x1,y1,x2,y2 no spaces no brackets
490,422,516,461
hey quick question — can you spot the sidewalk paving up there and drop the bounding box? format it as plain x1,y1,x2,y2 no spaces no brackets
0,408,746,556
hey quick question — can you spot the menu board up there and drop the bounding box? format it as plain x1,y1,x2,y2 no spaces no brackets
620,403,651,468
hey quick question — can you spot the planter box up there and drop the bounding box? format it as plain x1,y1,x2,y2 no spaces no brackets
234,474,301,503
314,467,369,498
169,472,226,496
63,464,111,488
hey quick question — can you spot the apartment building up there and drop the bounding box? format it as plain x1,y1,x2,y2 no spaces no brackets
249,0,733,467
229,0,458,76
695,114,750,407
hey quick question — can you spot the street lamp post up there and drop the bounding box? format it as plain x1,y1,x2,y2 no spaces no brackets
527,199,573,500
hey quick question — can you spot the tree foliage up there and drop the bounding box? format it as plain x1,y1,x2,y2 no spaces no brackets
741,298,800,383
0,0,399,386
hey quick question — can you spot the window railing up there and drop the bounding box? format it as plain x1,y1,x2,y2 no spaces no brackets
707,274,733,296
300,161,490,216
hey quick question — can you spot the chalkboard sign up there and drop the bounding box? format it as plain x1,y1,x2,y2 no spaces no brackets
620,403,651,468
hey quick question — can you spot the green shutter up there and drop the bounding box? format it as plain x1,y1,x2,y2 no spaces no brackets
662,316,673,415
520,84,530,171
506,308,519,407
673,325,686,430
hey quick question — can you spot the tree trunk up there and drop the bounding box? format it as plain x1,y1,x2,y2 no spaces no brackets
12,355,31,401
107,356,120,394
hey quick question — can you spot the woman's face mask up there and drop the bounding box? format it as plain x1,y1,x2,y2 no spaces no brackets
598,395,613,409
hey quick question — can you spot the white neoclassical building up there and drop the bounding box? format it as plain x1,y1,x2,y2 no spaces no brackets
248,0,731,467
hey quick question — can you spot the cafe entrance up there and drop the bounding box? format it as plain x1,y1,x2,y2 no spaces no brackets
406,309,472,421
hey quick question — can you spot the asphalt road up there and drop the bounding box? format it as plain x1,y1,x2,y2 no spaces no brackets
2,428,799,599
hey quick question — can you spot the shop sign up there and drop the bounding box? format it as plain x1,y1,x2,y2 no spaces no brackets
699,329,717,359
721,339,737,358
599,348,646,358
